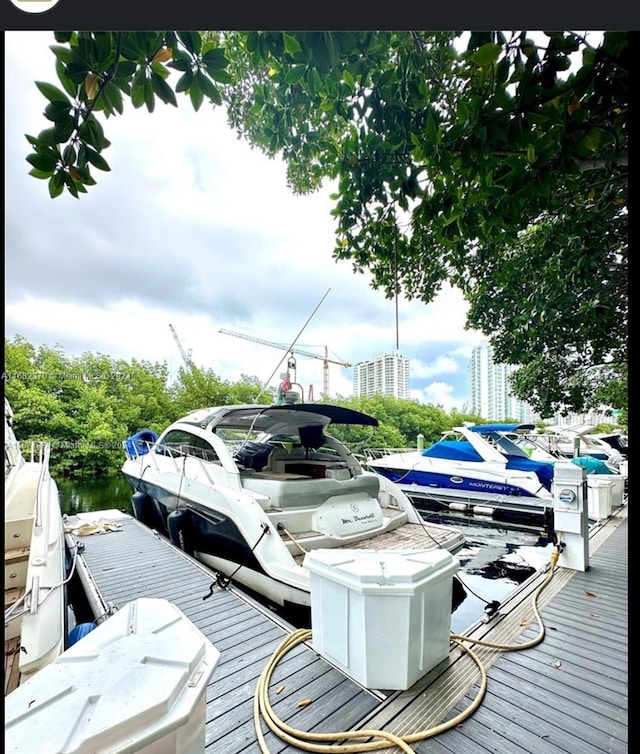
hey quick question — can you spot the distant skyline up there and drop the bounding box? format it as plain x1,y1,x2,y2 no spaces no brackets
5,31,487,409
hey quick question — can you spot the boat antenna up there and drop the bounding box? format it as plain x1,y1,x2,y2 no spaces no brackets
394,222,399,351
254,288,332,403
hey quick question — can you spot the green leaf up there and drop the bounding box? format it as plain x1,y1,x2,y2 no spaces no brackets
28,167,52,180
176,31,201,56
62,144,76,164
35,81,72,104
26,152,58,172
131,79,146,108
283,33,301,57
342,69,355,92
206,67,233,84
175,69,194,94
196,72,221,105
49,44,75,64
143,78,155,112
426,111,438,142
189,83,204,111
44,100,72,122
48,171,65,198
167,57,191,72
102,81,124,115
35,127,59,147
85,147,110,171
471,43,501,68
284,65,306,85
201,47,228,69
151,71,178,106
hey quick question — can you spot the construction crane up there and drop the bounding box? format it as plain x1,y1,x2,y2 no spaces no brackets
219,328,351,399
168,324,193,370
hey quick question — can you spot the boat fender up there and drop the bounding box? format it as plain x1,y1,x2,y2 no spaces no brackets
168,509,194,556
67,621,98,648
131,491,160,529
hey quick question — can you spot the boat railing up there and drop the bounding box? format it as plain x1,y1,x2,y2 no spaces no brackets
364,447,418,462
127,440,217,486
32,441,52,530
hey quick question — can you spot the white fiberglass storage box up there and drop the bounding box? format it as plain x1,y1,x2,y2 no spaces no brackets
586,477,614,519
5,598,220,754
608,475,625,508
304,548,459,691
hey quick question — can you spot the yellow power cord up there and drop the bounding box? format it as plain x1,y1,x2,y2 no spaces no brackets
253,542,562,753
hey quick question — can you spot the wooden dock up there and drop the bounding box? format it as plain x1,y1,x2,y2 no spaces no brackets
8,503,627,753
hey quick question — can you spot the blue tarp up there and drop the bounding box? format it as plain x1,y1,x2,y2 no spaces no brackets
423,439,555,490
422,440,484,462
571,456,615,475
124,429,158,457
505,456,555,490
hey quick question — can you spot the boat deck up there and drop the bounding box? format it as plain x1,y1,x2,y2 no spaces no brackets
5,503,627,753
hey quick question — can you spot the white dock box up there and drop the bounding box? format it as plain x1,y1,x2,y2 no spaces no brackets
5,598,220,754
587,477,614,519
608,475,625,507
304,548,459,691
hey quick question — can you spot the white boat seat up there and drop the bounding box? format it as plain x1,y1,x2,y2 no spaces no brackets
241,474,380,510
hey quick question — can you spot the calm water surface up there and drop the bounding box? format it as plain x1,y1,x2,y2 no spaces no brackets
58,477,554,635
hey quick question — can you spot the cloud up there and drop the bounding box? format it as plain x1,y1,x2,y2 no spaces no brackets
5,31,486,411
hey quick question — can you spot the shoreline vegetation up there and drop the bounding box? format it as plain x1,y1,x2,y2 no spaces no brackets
4,334,625,482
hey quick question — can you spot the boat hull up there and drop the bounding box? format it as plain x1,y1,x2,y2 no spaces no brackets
372,466,545,500
125,479,312,609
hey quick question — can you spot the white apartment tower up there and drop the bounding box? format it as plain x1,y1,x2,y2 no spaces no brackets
353,353,410,400
468,342,538,422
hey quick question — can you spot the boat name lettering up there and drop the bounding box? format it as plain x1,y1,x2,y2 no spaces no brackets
468,481,507,491
340,513,376,524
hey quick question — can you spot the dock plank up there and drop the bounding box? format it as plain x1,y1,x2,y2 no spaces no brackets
67,505,627,754
72,514,380,752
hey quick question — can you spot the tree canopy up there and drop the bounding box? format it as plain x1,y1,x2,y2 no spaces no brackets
24,31,628,417
5,334,495,480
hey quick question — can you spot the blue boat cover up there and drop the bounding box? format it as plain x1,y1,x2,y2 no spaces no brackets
423,439,555,490
505,456,555,490
571,456,615,474
124,429,158,457
422,440,483,462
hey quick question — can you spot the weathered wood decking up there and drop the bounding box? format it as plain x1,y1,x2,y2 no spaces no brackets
5,502,627,752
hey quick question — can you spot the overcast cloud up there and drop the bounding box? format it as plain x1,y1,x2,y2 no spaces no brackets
5,31,487,408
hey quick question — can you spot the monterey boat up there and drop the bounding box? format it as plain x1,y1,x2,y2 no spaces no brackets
365,424,557,514
121,403,465,611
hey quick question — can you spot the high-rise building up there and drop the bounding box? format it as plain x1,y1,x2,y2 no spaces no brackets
468,342,614,424
468,342,538,422
353,353,410,400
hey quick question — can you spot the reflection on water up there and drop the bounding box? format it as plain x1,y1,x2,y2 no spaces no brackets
59,477,554,635
447,520,553,633
59,476,134,516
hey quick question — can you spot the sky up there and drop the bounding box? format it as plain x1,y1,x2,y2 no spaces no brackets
5,31,488,410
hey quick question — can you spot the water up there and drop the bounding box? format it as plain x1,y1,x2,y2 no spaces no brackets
58,477,554,635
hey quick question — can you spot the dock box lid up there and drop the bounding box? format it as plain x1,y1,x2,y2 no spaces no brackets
5,598,220,754
304,548,459,591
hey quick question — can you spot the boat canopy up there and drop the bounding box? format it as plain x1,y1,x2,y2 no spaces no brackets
468,424,536,433
178,403,379,433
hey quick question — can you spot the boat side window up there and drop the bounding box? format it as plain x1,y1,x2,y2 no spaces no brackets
159,430,219,462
